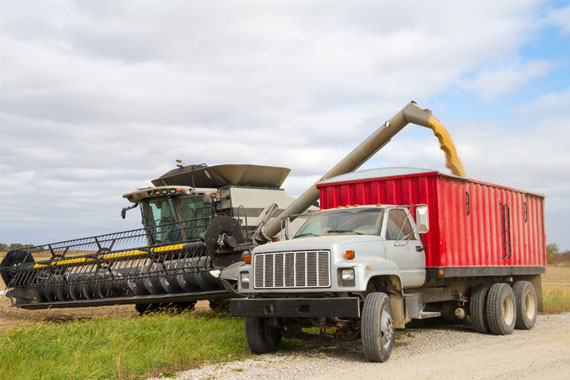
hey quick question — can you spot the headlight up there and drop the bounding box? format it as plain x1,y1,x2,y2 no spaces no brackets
240,272,250,289
338,268,355,287
341,269,354,281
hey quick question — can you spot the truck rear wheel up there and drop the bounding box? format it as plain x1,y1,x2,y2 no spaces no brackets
513,281,537,330
245,317,282,354
486,283,516,335
470,283,491,333
361,292,394,362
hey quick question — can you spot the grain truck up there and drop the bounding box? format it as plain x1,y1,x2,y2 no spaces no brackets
1,102,437,313
231,169,546,362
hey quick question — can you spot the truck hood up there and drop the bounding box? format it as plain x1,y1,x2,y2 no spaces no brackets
253,235,383,253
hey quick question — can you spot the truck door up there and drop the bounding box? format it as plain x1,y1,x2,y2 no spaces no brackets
382,208,426,288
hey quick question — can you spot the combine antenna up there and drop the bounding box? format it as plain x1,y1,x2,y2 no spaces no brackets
176,159,183,168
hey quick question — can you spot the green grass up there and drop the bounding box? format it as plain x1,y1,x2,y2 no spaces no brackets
0,312,307,380
542,286,570,314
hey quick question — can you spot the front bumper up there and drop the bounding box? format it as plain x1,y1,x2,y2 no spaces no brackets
231,297,361,318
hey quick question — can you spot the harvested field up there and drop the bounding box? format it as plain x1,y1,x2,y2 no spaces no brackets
0,272,211,331
543,266,570,287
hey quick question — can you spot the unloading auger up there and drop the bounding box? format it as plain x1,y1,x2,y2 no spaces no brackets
0,102,433,312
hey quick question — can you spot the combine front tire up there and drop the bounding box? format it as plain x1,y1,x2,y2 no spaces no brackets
361,292,394,362
486,283,516,335
513,281,537,330
209,299,231,312
245,317,282,354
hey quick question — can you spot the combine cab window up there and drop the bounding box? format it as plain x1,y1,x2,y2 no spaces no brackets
140,198,179,244
178,196,213,221
294,208,384,238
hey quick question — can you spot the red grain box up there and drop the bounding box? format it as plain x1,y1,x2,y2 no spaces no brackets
317,168,546,277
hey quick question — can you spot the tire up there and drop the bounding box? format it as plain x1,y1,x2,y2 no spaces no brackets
209,299,231,312
361,292,394,362
135,302,196,315
486,283,516,335
512,281,537,330
245,317,282,354
470,283,491,333
136,303,159,315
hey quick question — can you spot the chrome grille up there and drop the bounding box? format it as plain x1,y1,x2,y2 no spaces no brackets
253,250,330,289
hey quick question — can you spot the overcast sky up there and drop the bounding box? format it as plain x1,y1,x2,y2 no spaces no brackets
1,0,569,250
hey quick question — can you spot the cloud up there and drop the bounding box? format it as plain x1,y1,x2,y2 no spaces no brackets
2,0,568,250
546,3,570,35
460,60,551,101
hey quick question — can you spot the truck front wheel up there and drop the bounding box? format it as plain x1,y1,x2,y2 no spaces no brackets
245,317,282,354
361,292,394,362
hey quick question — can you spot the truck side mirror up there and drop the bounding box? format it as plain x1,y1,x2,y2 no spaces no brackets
416,205,429,234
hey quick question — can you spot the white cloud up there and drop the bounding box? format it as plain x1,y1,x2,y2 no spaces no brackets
460,60,551,101
546,3,570,35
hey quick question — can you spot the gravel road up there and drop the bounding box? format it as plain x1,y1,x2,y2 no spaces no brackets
155,313,570,380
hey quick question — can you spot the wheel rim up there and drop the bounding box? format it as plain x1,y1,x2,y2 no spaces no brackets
380,305,394,349
502,294,515,324
525,291,536,320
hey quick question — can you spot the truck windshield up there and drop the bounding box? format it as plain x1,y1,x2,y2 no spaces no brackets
294,208,384,238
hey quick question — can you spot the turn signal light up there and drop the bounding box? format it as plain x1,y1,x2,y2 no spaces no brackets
345,250,355,260
272,237,279,242
244,255,251,264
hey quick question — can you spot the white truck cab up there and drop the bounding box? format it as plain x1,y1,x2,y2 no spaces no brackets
238,205,428,296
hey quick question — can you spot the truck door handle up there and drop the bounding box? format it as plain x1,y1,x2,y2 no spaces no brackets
416,246,425,252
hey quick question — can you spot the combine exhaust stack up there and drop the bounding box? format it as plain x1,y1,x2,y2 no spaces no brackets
1,102,433,310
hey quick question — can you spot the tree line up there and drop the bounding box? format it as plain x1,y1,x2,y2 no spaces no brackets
547,243,570,265
0,243,35,252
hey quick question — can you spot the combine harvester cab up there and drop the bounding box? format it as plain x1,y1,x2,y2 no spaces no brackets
0,164,306,311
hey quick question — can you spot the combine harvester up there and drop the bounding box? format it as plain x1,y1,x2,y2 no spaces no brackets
0,102,459,313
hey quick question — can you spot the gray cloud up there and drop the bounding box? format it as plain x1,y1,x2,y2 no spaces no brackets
1,0,568,249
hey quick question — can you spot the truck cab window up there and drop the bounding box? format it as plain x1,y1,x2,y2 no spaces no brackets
385,209,414,240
